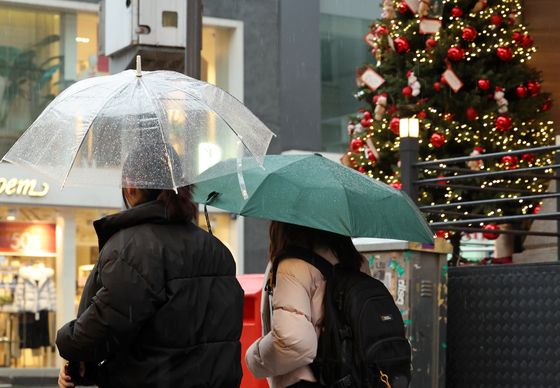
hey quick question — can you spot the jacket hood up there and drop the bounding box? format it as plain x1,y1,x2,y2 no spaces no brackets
93,200,188,250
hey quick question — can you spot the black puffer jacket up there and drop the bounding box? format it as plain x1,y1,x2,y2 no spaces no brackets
56,200,244,387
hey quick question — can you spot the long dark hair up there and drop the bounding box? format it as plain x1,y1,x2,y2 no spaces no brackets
121,140,198,221
122,186,198,221
268,221,364,270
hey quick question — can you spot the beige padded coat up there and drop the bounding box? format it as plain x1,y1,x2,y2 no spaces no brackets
245,248,369,388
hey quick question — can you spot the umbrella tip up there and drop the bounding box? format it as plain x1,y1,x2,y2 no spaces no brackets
136,55,142,77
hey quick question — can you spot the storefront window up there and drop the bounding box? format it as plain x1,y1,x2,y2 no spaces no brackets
76,12,108,81
320,13,374,153
0,207,56,367
0,205,117,368
0,4,102,158
0,5,61,158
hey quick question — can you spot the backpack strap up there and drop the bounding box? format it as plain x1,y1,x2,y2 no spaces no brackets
270,245,334,289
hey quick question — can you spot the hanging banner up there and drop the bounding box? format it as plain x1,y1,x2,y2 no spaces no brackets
0,222,56,256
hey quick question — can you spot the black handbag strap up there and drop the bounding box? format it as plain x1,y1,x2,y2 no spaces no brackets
270,246,334,289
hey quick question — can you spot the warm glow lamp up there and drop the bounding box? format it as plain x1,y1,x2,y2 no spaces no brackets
399,118,419,138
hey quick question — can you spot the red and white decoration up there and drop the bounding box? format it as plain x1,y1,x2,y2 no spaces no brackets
494,87,508,113
360,67,386,91
407,71,421,97
374,94,388,120
442,67,463,93
467,147,485,170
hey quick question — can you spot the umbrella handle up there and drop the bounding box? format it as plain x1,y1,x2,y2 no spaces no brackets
204,191,220,236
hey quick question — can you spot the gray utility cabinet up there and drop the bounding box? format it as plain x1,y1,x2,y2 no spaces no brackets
354,237,451,388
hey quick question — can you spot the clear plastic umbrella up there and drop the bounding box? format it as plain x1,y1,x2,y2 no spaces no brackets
2,56,275,191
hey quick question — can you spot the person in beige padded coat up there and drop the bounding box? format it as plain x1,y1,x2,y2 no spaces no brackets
246,221,368,388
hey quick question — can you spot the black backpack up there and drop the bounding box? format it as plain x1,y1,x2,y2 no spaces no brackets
270,246,411,388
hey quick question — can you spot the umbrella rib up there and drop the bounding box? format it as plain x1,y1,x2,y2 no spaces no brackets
155,83,255,159
138,79,178,192
60,82,132,188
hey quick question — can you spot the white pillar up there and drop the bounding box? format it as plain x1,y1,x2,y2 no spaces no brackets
55,209,76,366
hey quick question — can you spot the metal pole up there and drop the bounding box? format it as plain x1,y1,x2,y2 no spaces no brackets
185,0,203,79
556,135,560,261
400,136,419,204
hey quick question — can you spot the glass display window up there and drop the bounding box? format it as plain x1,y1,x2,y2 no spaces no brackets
0,206,57,367
0,5,61,157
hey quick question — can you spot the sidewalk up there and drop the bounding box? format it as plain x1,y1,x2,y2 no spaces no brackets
0,368,58,387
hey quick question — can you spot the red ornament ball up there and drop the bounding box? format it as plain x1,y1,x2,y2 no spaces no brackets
491,14,503,26
358,166,366,173
478,79,490,90
389,181,402,190
394,37,410,53
512,31,524,43
402,86,413,98
363,111,371,120
398,2,409,13
501,155,518,169
447,46,465,61
542,99,553,111
527,81,540,96
376,25,389,35
516,86,528,98
434,82,442,91
496,46,513,61
435,230,449,239
521,35,534,47
390,117,401,134
350,138,364,153
436,175,448,186
426,38,437,48
366,149,376,162
440,75,449,85
494,114,513,131
430,133,445,147
466,107,478,121
360,118,369,128
417,111,427,118
451,7,463,17
521,153,535,164
483,224,500,240
462,26,477,41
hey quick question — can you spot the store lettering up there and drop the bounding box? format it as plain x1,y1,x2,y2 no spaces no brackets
0,178,49,197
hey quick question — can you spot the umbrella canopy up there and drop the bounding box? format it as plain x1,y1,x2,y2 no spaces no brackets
2,60,275,190
193,154,434,244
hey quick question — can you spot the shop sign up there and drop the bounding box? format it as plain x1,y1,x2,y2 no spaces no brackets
0,178,49,197
0,222,56,255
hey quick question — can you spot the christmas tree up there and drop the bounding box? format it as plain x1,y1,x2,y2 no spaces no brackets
346,0,555,233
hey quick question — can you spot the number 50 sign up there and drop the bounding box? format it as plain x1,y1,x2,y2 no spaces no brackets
0,222,56,255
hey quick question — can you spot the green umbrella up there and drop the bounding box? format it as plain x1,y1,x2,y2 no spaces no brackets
193,154,434,244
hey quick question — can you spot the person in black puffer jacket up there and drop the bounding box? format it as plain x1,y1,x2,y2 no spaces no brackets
56,143,244,388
